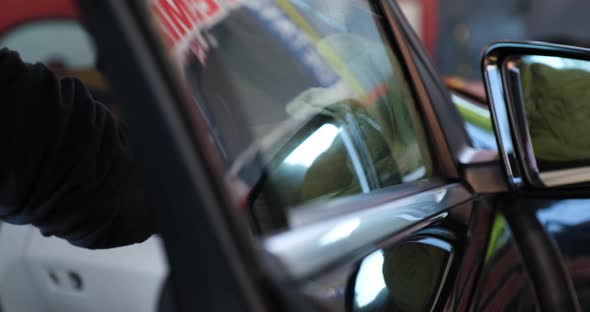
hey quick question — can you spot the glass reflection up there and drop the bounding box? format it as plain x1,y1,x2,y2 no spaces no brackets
318,218,360,246
351,239,451,312
520,55,590,173
534,199,590,310
148,0,432,233
354,251,386,308
284,124,340,167
526,55,590,71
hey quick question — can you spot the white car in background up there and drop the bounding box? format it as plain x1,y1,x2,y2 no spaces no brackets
0,223,167,312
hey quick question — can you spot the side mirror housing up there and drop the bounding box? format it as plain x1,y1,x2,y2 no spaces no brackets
484,41,590,189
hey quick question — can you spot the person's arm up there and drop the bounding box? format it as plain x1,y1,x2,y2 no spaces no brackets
0,48,154,249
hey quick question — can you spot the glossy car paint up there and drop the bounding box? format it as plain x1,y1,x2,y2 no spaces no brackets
62,1,590,312
471,210,539,311
535,199,590,310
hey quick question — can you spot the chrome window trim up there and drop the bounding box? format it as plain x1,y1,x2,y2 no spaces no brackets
264,183,470,279
483,57,523,187
339,127,371,194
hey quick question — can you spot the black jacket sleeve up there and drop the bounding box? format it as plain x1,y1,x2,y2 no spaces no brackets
0,48,155,249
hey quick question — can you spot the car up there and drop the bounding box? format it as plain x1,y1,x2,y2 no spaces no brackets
3,0,590,311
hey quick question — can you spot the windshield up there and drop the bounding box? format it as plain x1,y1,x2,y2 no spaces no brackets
397,0,590,99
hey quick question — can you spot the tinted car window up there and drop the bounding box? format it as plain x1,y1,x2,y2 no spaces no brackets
150,0,431,232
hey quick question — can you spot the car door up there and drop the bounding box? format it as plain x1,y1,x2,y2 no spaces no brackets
74,0,533,311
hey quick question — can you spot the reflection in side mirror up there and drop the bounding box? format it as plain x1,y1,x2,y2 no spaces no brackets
484,42,590,188
350,238,452,312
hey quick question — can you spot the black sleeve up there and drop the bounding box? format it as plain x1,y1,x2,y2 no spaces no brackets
0,48,155,249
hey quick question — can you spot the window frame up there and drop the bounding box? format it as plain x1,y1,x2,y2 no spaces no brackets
386,0,472,171
77,0,474,310
240,0,463,232
251,0,473,279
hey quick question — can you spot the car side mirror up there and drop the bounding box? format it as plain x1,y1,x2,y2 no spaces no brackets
483,41,590,189
349,237,453,312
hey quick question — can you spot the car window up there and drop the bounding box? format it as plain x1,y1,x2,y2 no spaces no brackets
150,0,432,233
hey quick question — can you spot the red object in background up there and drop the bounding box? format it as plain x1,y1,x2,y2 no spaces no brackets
0,0,78,33
398,0,438,62
421,0,438,62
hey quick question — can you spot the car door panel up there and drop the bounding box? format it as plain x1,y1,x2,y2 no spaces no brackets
264,184,469,279
292,198,499,312
532,199,590,310
470,210,539,311
302,233,456,312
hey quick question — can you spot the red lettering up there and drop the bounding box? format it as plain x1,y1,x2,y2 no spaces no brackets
152,4,181,47
202,0,221,16
158,0,197,37
151,0,232,49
